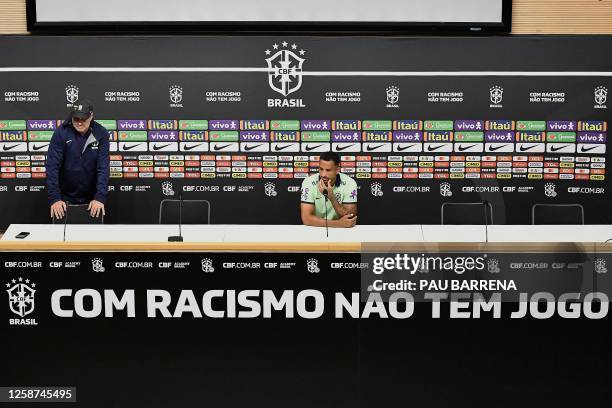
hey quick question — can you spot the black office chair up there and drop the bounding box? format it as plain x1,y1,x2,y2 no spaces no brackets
441,202,493,225
51,204,104,224
531,204,584,225
159,199,211,224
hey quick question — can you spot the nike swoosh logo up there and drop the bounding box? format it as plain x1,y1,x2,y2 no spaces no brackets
274,144,293,151
396,144,416,152
427,145,445,151
579,145,600,152
457,144,478,152
336,144,356,151
550,145,569,152
152,143,172,151
2,144,19,151
366,144,385,151
304,144,324,152
487,145,507,151
243,144,263,151
518,145,537,152
65,140,73,144
122,144,143,151
213,143,232,151
32,144,48,151
183,143,204,151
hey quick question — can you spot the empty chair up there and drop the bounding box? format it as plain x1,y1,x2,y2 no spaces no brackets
159,199,211,224
51,203,104,224
531,204,584,225
441,202,493,225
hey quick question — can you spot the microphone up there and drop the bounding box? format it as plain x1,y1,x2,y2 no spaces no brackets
62,205,69,242
322,189,329,238
168,193,184,242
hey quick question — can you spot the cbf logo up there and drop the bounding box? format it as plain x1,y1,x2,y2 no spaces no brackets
91,258,105,273
264,182,278,197
595,258,607,274
6,277,37,325
201,258,215,273
544,182,557,198
306,258,320,274
162,181,175,196
386,86,399,108
594,86,607,109
169,85,183,108
266,41,306,108
487,258,501,274
439,182,453,197
65,84,79,106
489,85,503,108
370,182,384,197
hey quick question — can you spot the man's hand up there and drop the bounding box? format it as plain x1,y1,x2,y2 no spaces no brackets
338,213,357,228
88,200,105,218
317,178,327,195
50,200,67,220
318,178,334,199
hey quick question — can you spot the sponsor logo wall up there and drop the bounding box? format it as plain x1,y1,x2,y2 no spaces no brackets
0,36,610,226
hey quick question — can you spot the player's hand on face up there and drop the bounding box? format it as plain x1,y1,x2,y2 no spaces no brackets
317,178,327,195
318,178,333,196
50,200,67,220
88,200,105,218
325,178,333,190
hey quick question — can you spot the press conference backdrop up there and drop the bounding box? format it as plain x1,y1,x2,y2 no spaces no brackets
0,35,610,228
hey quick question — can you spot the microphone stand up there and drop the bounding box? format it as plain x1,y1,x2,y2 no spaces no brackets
168,193,184,242
482,200,489,244
63,207,68,242
323,189,329,238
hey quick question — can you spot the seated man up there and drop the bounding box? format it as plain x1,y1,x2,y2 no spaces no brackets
300,151,358,228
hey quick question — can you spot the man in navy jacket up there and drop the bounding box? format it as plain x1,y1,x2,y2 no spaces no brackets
46,100,110,220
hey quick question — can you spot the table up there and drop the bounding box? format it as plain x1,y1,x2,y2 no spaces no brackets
2,224,612,251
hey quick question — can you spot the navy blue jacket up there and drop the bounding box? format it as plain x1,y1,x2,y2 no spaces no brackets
46,119,110,205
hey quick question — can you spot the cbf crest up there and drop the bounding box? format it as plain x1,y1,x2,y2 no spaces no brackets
594,86,607,109
6,277,36,318
265,42,306,97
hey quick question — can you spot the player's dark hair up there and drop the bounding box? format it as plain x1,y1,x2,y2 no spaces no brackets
319,151,341,166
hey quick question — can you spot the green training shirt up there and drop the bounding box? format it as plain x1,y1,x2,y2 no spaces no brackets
300,172,358,220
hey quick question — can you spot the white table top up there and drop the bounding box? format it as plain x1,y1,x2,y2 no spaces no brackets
2,224,612,243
